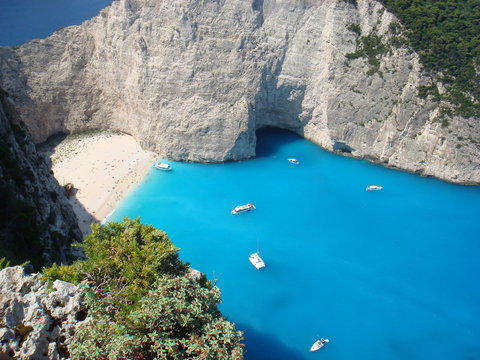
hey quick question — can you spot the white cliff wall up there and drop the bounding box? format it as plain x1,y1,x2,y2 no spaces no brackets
0,0,478,183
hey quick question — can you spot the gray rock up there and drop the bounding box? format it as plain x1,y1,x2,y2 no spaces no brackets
0,267,86,360
0,91,82,268
0,0,478,184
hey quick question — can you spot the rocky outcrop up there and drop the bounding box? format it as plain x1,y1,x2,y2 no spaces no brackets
0,266,85,360
0,0,478,183
0,90,82,268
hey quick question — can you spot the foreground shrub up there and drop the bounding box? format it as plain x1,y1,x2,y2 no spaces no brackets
43,218,187,314
71,277,244,360
43,218,244,359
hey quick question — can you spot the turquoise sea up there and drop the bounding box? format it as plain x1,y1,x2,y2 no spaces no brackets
111,128,480,360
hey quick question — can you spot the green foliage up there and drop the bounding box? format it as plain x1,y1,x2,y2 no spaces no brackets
0,257,11,270
70,278,244,360
388,21,401,35
347,23,361,36
345,32,388,75
0,258,30,270
43,218,244,359
378,0,480,118
43,218,188,314
418,84,440,101
42,262,83,285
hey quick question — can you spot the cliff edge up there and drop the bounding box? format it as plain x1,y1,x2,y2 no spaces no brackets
0,90,82,268
0,0,478,183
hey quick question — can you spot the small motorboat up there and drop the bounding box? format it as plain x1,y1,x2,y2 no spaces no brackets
249,252,265,269
231,203,256,214
309,338,329,352
288,158,300,165
366,185,382,191
153,162,172,171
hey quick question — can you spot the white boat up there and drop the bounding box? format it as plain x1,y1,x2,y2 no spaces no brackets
231,203,256,214
366,185,382,191
249,252,265,269
309,338,329,352
153,162,172,171
288,158,300,165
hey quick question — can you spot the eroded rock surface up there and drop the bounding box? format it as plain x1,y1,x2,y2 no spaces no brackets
0,90,82,268
0,0,478,183
0,267,85,360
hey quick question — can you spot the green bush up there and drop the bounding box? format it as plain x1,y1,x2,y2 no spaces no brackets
42,218,244,359
44,218,187,313
345,33,388,75
42,262,83,285
71,277,244,360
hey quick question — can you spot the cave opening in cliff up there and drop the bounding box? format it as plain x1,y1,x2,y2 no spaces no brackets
255,127,303,159
36,132,69,153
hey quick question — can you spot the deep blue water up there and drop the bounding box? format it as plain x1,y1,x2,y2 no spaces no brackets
0,0,112,46
111,128,480,360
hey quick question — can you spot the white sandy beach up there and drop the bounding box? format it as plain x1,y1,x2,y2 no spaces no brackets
49,131,157,235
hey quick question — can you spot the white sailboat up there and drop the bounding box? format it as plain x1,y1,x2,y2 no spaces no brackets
249,241,265,269
249,252,265,269
309,338,329,352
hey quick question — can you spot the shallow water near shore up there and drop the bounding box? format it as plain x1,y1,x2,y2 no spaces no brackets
112,128,480,360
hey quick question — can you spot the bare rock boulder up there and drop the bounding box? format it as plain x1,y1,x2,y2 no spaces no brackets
0,267,86,360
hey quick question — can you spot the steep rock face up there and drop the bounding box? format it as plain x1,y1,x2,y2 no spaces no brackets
0,90,82,268
0,0,478,183
0,266,85,360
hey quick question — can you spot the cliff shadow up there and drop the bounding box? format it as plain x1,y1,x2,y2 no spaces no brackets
66,188,98,236
54,182,98,237
255,127,303,158
237,322,306,360
36,132,68,151
37,132,98,237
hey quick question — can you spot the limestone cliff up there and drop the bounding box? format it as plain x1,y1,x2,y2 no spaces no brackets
0,0,478,183
0,90,82,268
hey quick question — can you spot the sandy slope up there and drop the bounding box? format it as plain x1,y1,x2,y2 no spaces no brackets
49,131,157,235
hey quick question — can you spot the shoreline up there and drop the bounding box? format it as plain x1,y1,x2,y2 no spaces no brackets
47,131,157,235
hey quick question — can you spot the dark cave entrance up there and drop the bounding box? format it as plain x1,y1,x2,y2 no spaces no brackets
255,127,303,158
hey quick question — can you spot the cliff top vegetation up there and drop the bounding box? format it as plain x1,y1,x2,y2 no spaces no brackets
378,0,480,118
